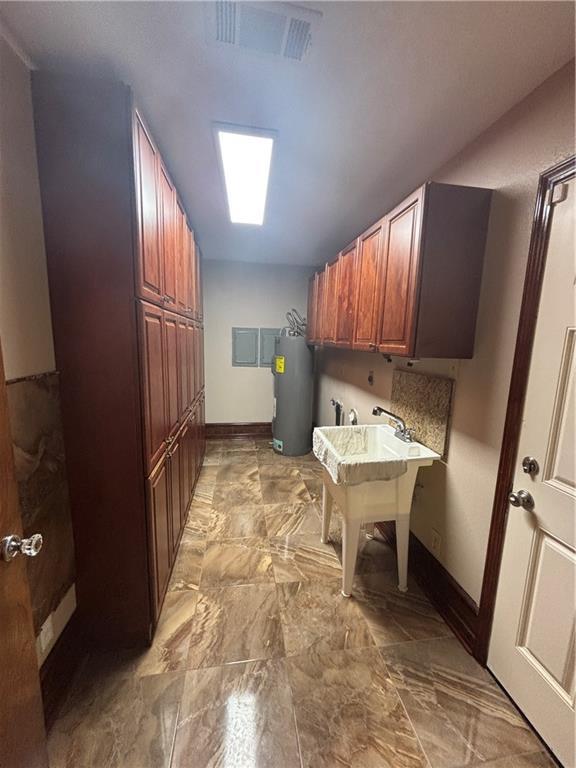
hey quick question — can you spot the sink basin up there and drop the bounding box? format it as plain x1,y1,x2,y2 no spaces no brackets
313,424,439,486
313,424,441,597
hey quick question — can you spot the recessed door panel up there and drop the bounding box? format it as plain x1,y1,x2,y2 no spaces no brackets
134,115,162,304
353,221,383,350
138,301,166,471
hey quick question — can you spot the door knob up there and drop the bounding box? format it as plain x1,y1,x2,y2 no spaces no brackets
521,456,539,475
1,534,43,562
508,490,535,511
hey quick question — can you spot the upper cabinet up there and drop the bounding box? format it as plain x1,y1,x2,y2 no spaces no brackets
335,240,357,347
134,115,162,305
323,259,339,345
377,187,424,356
307,182,492,359
353,219,384,351
133,112,201,320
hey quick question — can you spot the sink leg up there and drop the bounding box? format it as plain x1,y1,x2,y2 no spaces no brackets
396,515,410,593
321,485,332,544
341,519,362,597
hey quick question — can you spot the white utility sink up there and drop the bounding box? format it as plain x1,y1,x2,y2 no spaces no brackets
313,424,441,596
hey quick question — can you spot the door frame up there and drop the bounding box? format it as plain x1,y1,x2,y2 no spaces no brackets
475,154,576,665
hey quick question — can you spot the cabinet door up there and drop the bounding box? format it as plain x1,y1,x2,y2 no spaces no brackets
335,240,357,346
147,457,171,619
353,219,384,350
138,301,166,471
134,114,162,304
187,321,196,405
315,270,325,343
323,260,339,345
195,246,203,321
378,188,424,356
188,230,196,316
179,420,191,525
177,316,189,418
198,327,204,396
188,408,198,492
159,165,177,308
176,202,188,315
306,274,317,343
168,436,182,553
163,311,179,437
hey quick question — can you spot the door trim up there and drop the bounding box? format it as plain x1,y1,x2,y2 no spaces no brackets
475,154,576,665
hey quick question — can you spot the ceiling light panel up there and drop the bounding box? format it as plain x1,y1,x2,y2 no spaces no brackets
217,128,274,226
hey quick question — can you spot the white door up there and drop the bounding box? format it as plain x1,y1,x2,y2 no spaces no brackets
489,175,575,767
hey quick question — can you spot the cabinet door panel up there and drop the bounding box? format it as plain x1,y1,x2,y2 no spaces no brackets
195,247,203,321
306,275,317,343
188,230,196,316
335,241,357,346
176,202,188,314
138,301,166,471
159,166,177,308
177,317,189,418
134,115,162,304
323,260,339,345
353,220,384,350
378,189,424,356
187,321,196,405
180,421,191,524
169,437,182,553
147,458,171,619
316,270,325,343
164,311,179,437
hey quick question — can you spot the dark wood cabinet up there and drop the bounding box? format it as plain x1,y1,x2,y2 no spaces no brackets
323,259,339,345
176,201,188,315
168,435,182,556
33,73,206,648
147,457,171,621
335,240,357,346
306,274,317,344
307,182,492,359
353,219,384,351
378,188,424,356
139,301,167,472
159,166,177,309
163,310,180,438
134,115,162,305
315,269,326,343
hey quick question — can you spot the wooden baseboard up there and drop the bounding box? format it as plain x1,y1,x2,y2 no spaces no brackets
40,611,86,730
376,522,480,656
206,422,272,440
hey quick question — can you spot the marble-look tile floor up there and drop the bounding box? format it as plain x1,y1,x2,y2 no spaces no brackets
48,438,553,768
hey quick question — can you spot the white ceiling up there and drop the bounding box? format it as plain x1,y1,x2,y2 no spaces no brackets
1,1,574,265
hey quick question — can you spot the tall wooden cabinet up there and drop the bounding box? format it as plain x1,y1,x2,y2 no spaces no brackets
32,73,205,647
308,182,492,359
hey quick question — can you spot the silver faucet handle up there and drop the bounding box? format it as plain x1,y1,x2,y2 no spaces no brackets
403,428,415,442
348,409,358,425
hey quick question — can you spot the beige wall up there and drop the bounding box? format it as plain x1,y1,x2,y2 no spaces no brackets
316,62,575,604
204,260,313,423
0,31,54,380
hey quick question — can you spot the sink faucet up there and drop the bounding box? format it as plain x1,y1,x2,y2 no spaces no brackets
372,405,414,442
330,398,344,426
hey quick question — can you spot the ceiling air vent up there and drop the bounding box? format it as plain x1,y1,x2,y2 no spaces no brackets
207,2,322,63
216,0,236,44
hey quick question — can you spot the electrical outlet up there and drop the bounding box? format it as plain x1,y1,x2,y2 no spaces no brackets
431,528,442,554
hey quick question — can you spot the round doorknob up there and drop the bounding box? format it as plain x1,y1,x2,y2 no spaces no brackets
1,533,43,562
508,490,535,511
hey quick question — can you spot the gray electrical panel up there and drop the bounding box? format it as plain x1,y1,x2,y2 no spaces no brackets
271,334,314,456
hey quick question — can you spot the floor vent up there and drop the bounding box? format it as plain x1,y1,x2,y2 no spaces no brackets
208,2,321,63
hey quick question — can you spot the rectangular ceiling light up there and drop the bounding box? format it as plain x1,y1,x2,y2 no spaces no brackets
217,127,274,225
